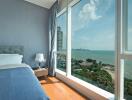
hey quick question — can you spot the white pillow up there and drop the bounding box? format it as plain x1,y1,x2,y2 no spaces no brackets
0,54,23,66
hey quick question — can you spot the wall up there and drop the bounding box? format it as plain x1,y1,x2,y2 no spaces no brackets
0,0,49,67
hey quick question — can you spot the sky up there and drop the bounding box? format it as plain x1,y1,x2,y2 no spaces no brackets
71,0,115,50
128,0,132,51
57,0,132,51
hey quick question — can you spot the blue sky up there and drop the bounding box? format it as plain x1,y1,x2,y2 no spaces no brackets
128,0,132,51
72,0,115,50
57,0,132,51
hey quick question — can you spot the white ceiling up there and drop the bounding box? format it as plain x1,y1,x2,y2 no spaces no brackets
25,0,56,9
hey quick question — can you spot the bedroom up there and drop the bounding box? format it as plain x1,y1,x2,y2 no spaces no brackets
0,0,132,100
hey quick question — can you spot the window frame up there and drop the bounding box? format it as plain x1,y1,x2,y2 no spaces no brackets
56,8,67,74
56,0,115,98
116,0,132,99
56,0,81,75
55,0,132,99
69,0,115,98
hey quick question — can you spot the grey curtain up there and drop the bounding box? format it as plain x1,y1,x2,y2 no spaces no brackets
48,1,58,76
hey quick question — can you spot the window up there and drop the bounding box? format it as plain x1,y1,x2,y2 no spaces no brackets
128,0,132,51
56,11,67,72
55,0,132,99
123,0,132,99
71,0,115,93
124,60,132,99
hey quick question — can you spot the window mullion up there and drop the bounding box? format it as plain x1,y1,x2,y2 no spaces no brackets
122,0,128,53
66,5,71,77
115,0,124,99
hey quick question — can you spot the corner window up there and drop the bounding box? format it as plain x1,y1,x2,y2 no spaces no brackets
71,0,115,93
127,0,132,51
55,0,132,99
123,0,132,99
56,11,67,72
124,60,132,99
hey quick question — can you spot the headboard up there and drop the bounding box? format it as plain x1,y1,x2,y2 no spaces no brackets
0,46,24,55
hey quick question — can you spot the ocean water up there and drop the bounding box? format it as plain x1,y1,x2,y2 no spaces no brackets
72,49,115,65
72,49,132,79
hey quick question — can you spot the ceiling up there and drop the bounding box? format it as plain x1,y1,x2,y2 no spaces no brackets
25,0,56,9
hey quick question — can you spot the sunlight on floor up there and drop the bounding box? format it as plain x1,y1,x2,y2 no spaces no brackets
39,77,87,100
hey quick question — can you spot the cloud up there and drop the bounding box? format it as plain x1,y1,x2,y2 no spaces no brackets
79,0,102,22
72,0,113,34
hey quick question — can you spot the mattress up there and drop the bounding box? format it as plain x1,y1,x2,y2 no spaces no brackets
0,64,49,100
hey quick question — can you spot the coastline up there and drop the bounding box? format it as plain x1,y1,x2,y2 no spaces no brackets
57,51,132,97
103,68,115,81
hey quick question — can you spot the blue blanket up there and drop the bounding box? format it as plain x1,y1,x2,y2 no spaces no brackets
0,67,49,100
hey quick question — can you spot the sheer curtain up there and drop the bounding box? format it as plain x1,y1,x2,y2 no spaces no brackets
49,0,69,76
48,1,58,76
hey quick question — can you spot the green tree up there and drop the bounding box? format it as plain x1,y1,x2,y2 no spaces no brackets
86,58,93,62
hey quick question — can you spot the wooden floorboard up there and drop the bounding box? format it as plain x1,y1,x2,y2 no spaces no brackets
39,77,88,100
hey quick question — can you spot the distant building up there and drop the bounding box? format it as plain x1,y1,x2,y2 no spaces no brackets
57,26,63,51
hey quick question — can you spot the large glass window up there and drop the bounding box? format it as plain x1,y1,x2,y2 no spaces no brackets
71,0,115,93
128,0,132,51
123,0,132,100
55,0,132,99
124,60,132,100
56,12,67,72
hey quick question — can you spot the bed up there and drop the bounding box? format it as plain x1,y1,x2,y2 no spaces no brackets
0,46,49,100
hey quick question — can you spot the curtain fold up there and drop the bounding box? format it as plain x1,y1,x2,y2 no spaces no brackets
48,1,58,76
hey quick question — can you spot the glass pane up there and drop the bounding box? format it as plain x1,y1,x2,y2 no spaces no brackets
128,0,132,51
56,12,67,72
124,60,132,100
71,0,115,93
57,53,66,72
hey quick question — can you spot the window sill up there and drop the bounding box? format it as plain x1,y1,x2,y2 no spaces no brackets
56,71,114,100
55,69,66,76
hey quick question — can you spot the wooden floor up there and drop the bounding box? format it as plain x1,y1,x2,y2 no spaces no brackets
39,77,87,100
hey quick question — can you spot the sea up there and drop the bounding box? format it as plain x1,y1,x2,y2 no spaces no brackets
72,49,132,79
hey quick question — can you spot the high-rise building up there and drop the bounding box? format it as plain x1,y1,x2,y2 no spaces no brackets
57,26,63,51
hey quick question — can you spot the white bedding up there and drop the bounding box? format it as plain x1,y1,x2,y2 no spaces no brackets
0,63,30,70
0,54,23,66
